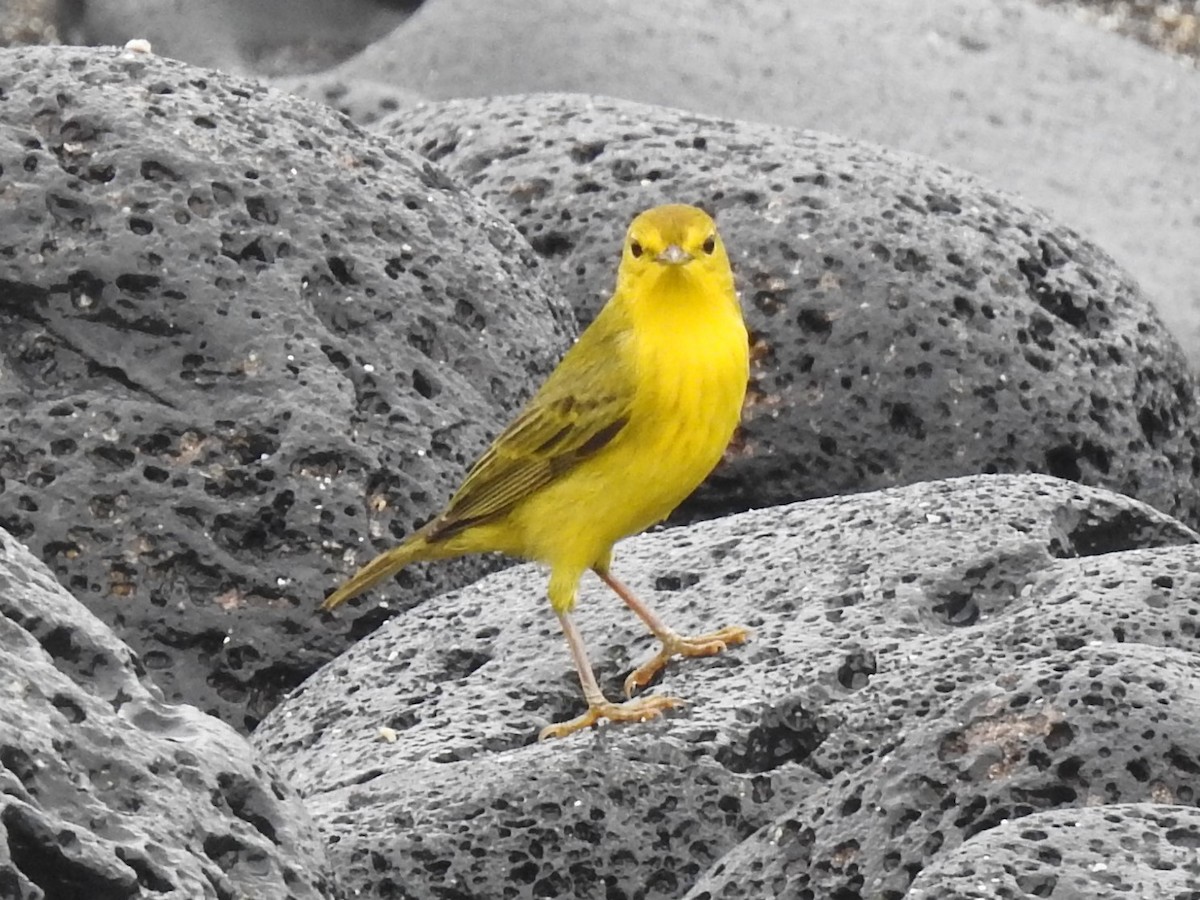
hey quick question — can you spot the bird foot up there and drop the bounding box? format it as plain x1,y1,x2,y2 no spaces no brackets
538,694,685,741
624,624,751,697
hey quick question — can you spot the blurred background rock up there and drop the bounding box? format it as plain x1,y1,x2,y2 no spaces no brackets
2,0,421,73
1039,0,1199,62
7,2,1194,70
9,0,1194,369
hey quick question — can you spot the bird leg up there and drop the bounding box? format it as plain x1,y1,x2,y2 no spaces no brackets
594,568,751,698
539,610,684,740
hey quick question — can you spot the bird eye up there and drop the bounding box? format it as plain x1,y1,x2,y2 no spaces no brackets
702,235,716,255
629,240,643,258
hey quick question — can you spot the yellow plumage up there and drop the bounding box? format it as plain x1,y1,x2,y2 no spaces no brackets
322,204,751,739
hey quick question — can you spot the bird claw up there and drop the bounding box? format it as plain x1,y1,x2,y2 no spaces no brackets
624,624,752,697
539,694,685,740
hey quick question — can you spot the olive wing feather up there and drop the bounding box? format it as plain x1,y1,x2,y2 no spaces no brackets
426,327,635,540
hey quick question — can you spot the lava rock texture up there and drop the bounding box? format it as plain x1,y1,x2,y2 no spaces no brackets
296,0,1200,360
385,92,1200,528
254,474,1200,899
0,527,331,899
0,45,574,731
906,803,1200,898
4,35,1200,900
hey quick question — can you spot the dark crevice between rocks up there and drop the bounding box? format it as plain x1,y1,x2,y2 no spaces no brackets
207,661,315,733
1050,503,1199,559
114,845,176,893
0,745,38,794
2,803,138,900
344,603,402,641
1043,440,1112,481
203,832,252,874
215,772,280,844
203,865,238,900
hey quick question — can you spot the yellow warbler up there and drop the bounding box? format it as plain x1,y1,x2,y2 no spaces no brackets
322,204,751,740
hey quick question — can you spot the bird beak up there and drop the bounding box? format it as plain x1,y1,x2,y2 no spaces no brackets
655,244,692,266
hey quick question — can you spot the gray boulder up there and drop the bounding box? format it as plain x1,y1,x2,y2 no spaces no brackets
302,0,1200,361
0,527,331,899
386,92,1200,529
0,44,574,730
254,474,1200,899
905,804,1200,899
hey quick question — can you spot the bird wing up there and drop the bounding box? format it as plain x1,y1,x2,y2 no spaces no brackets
426,323,636,541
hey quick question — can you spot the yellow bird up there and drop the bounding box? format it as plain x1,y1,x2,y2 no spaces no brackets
322,204,751,740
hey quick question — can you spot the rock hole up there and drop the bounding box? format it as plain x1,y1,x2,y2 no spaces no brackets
796,308,833,338
114,846,176,892
653,572,700,592
327,256,355,285
139,159,179,182
50,694,86,723
115,273,160,294
439,648,491,680
412,369,437,399
716,696,827,773
568,140,606,164
528,231,573,256
245,195,278,224
202,832,248,871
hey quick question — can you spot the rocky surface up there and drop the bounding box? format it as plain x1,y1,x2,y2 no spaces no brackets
385,92,1200,529
8,46,1194,744
255,474,1200,899
0,44,574,731
14,2,1200,360
2,26,1197,900
297,0,1200,364
905,803,1200,898
0,527,332,899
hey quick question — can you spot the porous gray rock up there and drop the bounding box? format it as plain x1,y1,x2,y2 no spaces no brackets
905,804,1200,899
254,474,1200,899
384,92,1200,528
0,527,332,899
0,45,574,730
693,642,1200,898
309,0,1200,361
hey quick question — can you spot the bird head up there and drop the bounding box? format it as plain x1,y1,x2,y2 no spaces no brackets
617,204,733,297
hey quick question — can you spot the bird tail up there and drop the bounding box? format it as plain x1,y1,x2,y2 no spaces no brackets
320,530,436,612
